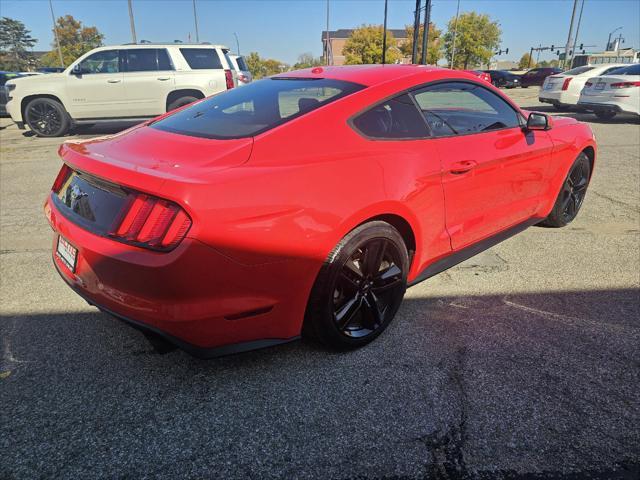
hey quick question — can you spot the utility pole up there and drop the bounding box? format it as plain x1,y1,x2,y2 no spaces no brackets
325,0,331,65
128,0,137,44
562,0,579,69
48,0,64,67
450,0,461,68
234,32,240,55
192,0,200,43
382,0,389,64
569,0,585,67
528,46,534,68
411,0,421,63
420,0,431,64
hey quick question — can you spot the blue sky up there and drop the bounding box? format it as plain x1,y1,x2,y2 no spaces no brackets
2,0,639,64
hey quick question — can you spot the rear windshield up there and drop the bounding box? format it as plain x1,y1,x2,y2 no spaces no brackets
236,56,248,71
151,78,364,139
180,48,223,69
612,64,640,75
564,66,594,75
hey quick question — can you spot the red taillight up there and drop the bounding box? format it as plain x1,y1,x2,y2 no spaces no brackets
110,193,191,250
52,164,72,192
224,69,234,89
562,77,573,90
610,81,640,88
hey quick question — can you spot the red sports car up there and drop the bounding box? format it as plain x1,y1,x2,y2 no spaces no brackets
45,65,596,357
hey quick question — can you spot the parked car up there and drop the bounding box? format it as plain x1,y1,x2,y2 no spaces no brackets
45,65,596,357
1,71,24,115
464,70,491,83
520,67,563,87
482,70,521,88
539,64,627,110
5,43,237,137
578,63,640,119
229,54,252,85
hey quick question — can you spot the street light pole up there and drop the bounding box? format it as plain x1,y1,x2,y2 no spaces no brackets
606,27,622,51
382,0,388,64
420,0,431,64
48,0,64,67
192,0,200,43
562,0,578,69
450,0,460,68
570,0,585,64
325,0,331,65
411,0,421,64
128,0,137,44
234,32,240,55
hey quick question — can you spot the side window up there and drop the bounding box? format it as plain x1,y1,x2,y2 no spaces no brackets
180,48,223,69
352,94,429,139
412,82,521,137
78,50,120,74
126,49,158,72
157,49,173,70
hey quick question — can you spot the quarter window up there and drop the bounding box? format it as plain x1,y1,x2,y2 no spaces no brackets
352,94,429,139
78,50,120,74
180,48,223,69
412,82,521,137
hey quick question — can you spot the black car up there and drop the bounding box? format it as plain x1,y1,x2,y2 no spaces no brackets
520,67,564,87
0,71,23,116
482,70,521,88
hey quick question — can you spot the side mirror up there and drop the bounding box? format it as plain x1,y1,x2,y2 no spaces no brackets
526,112,553,131
71,64,86,75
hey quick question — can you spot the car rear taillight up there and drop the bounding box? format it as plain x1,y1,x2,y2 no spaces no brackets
610,81,640,88
224,69,234,89
52,164,72,192
562,77,573,90
110,193,192,250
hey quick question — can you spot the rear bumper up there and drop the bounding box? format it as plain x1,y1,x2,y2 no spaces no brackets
46,194,309,355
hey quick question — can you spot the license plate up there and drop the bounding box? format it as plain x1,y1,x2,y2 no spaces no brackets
596,81,606,90
545,83,554,90
56,235,77,272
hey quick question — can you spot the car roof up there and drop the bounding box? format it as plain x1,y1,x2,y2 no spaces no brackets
272,64,445,87
113,43,229,49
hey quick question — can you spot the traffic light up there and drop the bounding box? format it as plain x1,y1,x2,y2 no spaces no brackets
550,45,554,50
579,43,583,50
505,48,509,55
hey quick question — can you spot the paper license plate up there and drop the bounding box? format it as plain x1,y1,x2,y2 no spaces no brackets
56,235,77,272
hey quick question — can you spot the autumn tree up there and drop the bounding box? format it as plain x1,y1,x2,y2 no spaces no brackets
245,52,288,79
343,25,401,65
0,17,37,71
518,52,535,69
40,15,104,67
400,23,442,64
293,52,323,70
443,12,501,69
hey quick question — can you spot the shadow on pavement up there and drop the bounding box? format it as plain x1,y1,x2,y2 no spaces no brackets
521,105,640,125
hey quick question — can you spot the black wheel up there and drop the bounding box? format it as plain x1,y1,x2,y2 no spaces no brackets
24,97,69,137
595,110,616,120
167,95,199,111
304,221,409,350
539,152,591,228
553,104,571,111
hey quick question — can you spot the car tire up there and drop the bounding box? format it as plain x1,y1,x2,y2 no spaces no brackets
539,152,591,228
303,221,409,350
24,97,70,137
553,104,571,111
595,110,616,120
167,96,199,112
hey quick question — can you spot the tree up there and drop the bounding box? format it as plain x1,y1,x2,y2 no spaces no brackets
0,17,37,71
293,52,323,70
343,25,401,65
443,12,501,69
400,23,442,64
518,52,535,69
538,59,559,68
245,52,288,79
39,15,103,67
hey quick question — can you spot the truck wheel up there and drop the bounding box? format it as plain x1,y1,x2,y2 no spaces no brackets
24,97,70,137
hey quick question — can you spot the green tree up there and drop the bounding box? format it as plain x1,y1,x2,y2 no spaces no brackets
518,52,535,69
293,52,323,70
245,52,287,79
343,25,401,65
443,12,501,69
0,17,37,71
400,23,442,64
40,15,104,67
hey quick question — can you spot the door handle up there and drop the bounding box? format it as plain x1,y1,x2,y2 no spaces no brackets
107,79,121,83
449,160,478,174
157,77,171,81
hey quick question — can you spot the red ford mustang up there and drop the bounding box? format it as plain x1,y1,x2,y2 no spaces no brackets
45,65,596,357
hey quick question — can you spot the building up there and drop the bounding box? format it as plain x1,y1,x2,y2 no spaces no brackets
321,29,409,66
571,47,639,68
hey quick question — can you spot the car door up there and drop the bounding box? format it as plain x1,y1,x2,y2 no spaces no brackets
412,81,553,250
66,49,125,119
122,48,175,117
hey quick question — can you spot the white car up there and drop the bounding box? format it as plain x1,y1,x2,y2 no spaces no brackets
5,43,237,137
539,63,627,110
578,63,640,119
229,54,252,86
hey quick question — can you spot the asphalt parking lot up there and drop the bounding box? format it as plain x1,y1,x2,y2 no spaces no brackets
1,87,639,479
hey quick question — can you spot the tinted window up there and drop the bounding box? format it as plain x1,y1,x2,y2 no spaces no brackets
615,64,640,75
600,66,624,75
353,94,428,139
236,56,248,71
151,78,363,139
126,49,158,72
412,82,521,137
78,50,119,74
564,66,594,75
158,49,172,70
180,48,223,69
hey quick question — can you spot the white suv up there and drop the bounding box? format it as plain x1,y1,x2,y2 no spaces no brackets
5,43,237,137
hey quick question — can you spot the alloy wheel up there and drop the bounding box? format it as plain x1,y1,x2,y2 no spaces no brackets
27,102,62,135
561,158,589,222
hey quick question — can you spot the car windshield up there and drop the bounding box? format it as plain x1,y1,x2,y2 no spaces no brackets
151,78,364,139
